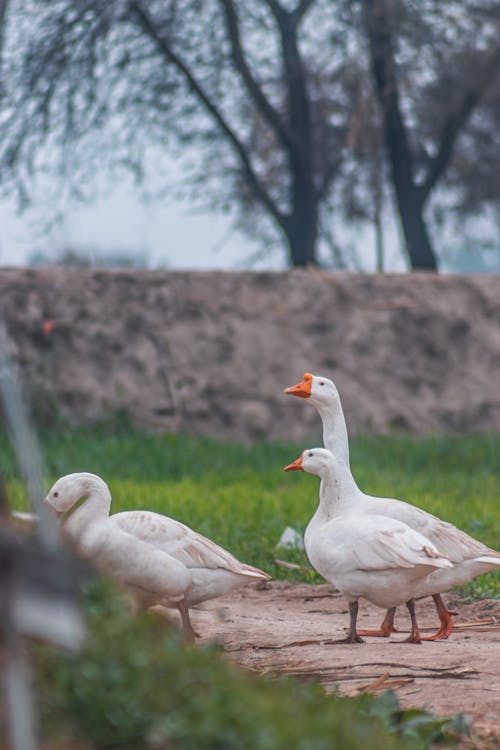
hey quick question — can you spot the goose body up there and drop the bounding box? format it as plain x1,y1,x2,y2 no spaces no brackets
285,449,452,643
46,473,190,606
305,513,451,610
44,473,270,639
352,494,500,596
285,373,500,638
75,515,191,606
109,510,269,607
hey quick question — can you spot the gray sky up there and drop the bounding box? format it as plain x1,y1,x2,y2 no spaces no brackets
0,184,287,270
0,182,410,271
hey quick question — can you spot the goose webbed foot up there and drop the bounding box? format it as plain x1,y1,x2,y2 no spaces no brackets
357,607,397,638
335,633,365,644
421,594,455,641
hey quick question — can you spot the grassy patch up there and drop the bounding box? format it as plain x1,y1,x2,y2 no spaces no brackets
2,428,499,597
3,427,496,748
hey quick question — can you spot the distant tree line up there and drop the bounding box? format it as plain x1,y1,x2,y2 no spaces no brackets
1,0,500,270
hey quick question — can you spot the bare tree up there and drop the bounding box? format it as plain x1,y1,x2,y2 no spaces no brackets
443,77,500,220
362,0,500,270
2,0,500,270
1,0,354,267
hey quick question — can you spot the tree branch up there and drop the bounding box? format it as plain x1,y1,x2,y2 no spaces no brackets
263,0,313,164
317,155,342,201
262,0,318,254
0,0,10,97
419,44,500,203
263,0,315,27
129,1,287,229
0,0,8,49
293,0,315,25
363,0,437,269
218,0,294,152
362,0,416,194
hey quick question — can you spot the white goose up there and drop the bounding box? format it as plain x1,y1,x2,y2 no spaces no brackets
284,448,453,643
284,373,500,639
44,472,271,640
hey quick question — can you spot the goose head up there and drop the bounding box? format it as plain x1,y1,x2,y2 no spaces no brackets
44,472,110,515
283,447,334,478
284,373,339,408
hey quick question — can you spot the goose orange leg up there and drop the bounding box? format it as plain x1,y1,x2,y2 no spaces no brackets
421,594,456,641
357,607,397,638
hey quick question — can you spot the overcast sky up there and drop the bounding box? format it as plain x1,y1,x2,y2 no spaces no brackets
0,184,289,270
0,181,411,272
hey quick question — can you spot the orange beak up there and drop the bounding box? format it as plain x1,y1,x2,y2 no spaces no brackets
283,373,312,399
283,455,303,472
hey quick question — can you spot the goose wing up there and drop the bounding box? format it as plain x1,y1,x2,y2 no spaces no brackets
325,516,452,572
365,496,499,564
111,510,270,579
79,519,190,600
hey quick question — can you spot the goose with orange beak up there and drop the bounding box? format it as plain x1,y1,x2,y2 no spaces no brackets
284,373,500,640
284,448,452,644
284,373,350,465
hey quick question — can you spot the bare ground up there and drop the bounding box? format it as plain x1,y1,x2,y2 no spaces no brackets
191,582,500,741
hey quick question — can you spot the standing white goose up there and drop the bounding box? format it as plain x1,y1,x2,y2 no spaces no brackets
44,472,271,641
284,448,453,643
44,472,193,634
284,373,500,639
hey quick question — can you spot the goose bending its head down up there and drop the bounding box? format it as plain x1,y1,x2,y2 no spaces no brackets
44,472,271,641
284,448,452,644
284,373,500,640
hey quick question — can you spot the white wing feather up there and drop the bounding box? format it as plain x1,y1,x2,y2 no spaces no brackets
110,510,270,579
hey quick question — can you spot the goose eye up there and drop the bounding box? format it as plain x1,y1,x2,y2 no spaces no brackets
319,381,325,386
308,452,313,457
53,491,59,498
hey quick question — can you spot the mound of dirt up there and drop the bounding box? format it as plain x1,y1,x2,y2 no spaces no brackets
1,268,500,440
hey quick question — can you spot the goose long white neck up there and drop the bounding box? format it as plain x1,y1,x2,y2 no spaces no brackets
313,397,350,468
315,468,341,526
64,477,112,541
309,458,360,528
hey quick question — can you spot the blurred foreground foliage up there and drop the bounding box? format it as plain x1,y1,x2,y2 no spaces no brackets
35,580,471,750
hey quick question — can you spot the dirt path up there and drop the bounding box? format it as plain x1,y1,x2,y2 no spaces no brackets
193,582,500,740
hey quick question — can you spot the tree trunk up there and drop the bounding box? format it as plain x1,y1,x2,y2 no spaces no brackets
363,0,438,271
273,5,318,267
284,174,317,266
285,208,317,266
395,190,437,270
371,132,385,272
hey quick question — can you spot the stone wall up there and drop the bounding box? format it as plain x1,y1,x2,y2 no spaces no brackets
1,268,499,442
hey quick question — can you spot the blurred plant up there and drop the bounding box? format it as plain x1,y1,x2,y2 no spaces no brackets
36,578,470,749
28,245,151,268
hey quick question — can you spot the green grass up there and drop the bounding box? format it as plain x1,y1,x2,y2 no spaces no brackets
2,427,499,598
3,426,495,748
